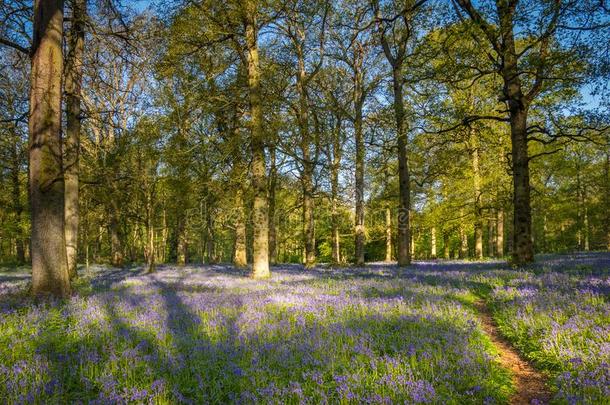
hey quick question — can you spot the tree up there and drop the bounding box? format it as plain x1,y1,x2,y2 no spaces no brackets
452,0,600,264
29,0,71,296
244,0,270,278
372,0,427,266
64,0,87,279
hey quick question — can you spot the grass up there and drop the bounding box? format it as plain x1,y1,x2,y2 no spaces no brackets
0,252,608,404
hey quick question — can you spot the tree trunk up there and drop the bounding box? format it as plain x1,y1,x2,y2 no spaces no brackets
510,110,534,264
459,209,469,258
430,226,437,259
496,209,504,257
410,226,415,259
109,210,123,267
392,68,411,266
470,127,483,259
29,0,71,297
146,199,155,273
233,188,248,267
354,71,365,266
206,209,216,264
11,143,25,264
244,3,269,278
160,208,168,263
64,0,85,280
584,204,589,251
176,212,187,265
330,117,342,265
488,217,495,257
385,206,393,262
296,54,316,268
268,143,277,265
498,9,535,265
443,231,450,259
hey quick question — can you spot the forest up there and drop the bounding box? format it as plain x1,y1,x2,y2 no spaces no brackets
0,0,609,403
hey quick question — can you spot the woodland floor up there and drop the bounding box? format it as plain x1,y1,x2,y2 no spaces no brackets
0,252,608,403
473,299,550,404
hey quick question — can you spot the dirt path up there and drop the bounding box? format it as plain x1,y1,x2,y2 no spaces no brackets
474,299,551,404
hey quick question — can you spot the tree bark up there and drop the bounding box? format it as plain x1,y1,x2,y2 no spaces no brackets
496,209,504,257
393,68,411,266
470,127,483,259
29,0,71,297
109,207,123,267
295,47,316,268
455,0,536,265
510,110,534,264
64,0,85,279
487,216,495,257
244,1,269,278
353,50,365,266
499,4,535,265
385,206,393,262
430,226,437,259
268,144,277,265
10,141,25,264
330,116,342,265
233,188,248,267
459,208,469,258
176,212,188,265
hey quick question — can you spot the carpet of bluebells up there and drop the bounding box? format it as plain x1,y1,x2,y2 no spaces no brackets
0,252,608,404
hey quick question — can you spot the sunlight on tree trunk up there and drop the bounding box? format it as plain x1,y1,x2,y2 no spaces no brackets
470,127,483,259
245,0,269,278
430,226,437,259
29,0,71,297
64,0,86,280
268,144,277,265
459,209,469,259
385,206,393,262
233,188,248,268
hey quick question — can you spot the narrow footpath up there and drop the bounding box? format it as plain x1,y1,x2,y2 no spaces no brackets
474,300,551,405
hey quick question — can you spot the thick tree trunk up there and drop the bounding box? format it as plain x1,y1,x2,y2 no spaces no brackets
510,110,534,265
233,188,248,267
29,0,71,297
470,127,483,259
392,68,411,266
245,3,269,278
385,206,393,262
64,0,85,279
268,144,277,265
